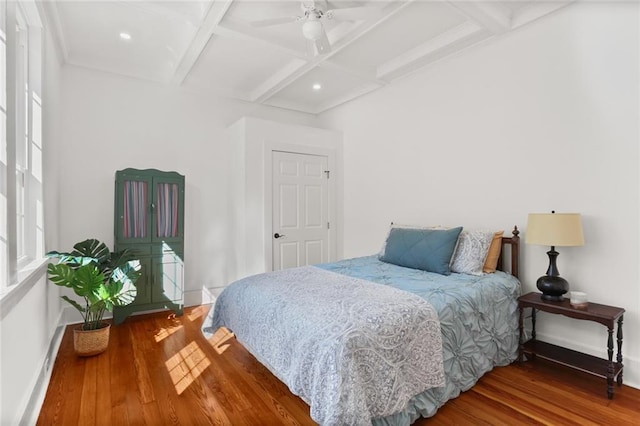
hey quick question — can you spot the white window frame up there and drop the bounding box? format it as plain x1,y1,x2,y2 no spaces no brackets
1,0,43,297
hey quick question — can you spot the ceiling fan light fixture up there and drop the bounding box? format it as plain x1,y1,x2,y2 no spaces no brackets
302,19,323,41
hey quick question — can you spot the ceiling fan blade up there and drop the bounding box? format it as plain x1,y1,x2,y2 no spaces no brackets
306,39,317,57
305,29,331,57
326,6,381,21
314,29,331,55
250,16,300,28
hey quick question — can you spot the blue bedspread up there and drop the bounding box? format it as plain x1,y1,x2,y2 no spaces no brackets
203,265,446,425
317,256,521,425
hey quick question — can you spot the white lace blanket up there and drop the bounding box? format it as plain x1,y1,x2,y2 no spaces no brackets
202,266,445,425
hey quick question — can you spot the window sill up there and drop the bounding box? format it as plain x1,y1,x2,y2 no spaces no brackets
0,258,49,320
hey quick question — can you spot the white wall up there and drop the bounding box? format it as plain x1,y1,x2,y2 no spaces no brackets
0,18,64,425
319,3,640,387
54,65,321,308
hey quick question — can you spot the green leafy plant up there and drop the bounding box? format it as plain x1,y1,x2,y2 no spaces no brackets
47,239,141,331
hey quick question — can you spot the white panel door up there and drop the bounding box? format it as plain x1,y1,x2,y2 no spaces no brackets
273,151,329,271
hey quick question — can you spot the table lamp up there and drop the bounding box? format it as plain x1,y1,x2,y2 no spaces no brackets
526,211,584,301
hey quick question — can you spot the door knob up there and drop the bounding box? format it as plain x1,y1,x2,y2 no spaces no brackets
274,233,285,239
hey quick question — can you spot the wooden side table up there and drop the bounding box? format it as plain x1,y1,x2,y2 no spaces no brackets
518,292,625,399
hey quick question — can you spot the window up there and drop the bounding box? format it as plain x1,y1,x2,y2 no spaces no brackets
0,0,43,290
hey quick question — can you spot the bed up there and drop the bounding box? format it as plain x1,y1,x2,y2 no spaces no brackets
202,226,521,425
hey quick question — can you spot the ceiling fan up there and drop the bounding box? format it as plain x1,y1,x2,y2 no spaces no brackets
250,1,380,56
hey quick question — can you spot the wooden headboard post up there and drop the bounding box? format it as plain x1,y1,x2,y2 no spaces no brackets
498,226,520,278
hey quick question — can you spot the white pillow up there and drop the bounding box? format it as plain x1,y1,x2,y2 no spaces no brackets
450,229,495,276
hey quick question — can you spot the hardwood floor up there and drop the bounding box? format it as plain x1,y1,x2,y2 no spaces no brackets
38,306,640,425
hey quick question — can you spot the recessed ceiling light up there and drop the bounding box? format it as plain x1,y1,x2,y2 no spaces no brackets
312,83,322,91
119,32,132,41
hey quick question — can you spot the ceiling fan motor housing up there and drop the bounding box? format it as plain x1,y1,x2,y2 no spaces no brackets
302,14,323,40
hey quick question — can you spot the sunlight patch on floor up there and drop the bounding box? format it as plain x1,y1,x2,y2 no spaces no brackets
165,341,211,395
154,324,184,342
187,305,209,322
207,326,235,355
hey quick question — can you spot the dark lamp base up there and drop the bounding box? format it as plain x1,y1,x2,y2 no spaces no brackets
536,275,569,302
541,294,565,302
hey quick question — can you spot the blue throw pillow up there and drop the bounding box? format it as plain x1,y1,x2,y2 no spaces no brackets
380,226,463,275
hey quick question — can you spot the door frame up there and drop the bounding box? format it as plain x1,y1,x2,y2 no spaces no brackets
264,141,339,272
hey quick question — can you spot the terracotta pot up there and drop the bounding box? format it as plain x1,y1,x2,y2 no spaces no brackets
73,322,111,356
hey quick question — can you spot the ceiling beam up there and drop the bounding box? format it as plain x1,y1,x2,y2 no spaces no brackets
250,60,314,103
320,0,415,60
511,1,575,29
211,19,322,103
445,0,512,34
376,21,489,81
214,18,308,60
170,0,234,85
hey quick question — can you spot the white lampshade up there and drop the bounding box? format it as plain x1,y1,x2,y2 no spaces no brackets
302,19,323,40
526,213,585,247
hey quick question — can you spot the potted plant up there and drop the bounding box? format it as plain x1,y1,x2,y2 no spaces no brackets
47,239,141,356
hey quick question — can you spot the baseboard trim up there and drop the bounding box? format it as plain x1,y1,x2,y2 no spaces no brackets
20,308,67,425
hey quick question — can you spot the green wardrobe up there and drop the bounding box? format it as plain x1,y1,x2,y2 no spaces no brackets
113,168,185,324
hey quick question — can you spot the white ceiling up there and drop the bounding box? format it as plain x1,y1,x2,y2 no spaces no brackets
43,0,573,114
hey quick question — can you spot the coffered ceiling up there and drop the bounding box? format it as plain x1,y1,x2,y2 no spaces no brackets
43,0,573,114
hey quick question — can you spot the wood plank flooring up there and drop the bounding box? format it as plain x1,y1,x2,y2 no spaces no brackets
38,306,640,425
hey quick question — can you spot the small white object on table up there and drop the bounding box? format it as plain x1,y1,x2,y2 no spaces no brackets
570,291,588,308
